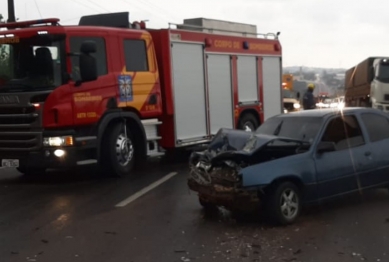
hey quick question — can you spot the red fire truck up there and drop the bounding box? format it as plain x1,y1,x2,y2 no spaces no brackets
0,12,283,177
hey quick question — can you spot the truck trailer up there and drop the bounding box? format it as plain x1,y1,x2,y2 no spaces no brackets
345,57,389,110
0,12,283,177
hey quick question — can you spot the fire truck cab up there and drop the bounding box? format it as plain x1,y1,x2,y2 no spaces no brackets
0,12,283,177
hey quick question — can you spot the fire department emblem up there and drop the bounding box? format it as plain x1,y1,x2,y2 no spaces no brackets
118,75,133,102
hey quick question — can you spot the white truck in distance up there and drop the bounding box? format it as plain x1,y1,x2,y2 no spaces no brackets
345,57,389,111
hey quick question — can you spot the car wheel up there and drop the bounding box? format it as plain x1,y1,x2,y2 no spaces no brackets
17,167,46,176
238,113,259,131
102,122,135,177
266,181,301,225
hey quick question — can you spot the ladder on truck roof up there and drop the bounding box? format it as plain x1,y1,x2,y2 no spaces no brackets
168,22,280,39
0,18,60,30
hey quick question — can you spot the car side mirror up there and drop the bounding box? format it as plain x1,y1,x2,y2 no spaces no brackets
77,41,98,85
296,92,300,99
317,141,336,154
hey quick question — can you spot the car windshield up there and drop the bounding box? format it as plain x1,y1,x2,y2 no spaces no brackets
0,33,65,92
255,116,323,143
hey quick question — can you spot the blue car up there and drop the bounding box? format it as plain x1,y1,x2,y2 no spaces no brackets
188,108,389,225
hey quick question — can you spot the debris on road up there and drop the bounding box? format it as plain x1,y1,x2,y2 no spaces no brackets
293,249,302,255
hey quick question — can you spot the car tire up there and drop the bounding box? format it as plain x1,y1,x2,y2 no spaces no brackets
238,113,259,131
266,181,302,225
17,167,46,176
101,122,135,177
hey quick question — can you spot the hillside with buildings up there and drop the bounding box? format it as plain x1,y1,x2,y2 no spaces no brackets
283,66,346,97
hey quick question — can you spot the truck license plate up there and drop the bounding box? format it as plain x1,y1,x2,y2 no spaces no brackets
1,159,19,168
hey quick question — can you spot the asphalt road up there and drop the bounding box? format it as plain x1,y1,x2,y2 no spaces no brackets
1,157,389,262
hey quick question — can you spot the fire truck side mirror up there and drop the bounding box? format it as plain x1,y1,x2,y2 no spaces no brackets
78,41,98,85
80,41,97,54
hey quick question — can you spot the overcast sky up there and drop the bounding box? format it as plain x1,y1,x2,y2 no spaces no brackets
1,0,387,69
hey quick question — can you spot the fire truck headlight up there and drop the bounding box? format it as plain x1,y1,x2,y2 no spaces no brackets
293,103,300,109
43,136,74,147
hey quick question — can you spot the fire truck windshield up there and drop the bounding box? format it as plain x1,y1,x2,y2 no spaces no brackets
0,34,65,92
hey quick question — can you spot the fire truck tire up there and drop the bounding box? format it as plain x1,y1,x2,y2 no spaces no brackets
17,167,46,176
238,113,259,131
102,122,135,177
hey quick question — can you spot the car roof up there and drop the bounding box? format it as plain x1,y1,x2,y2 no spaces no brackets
277,107,384,118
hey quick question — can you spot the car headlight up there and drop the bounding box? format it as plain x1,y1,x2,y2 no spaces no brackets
284,109,288,113
43,136,74,147
293,103,300,109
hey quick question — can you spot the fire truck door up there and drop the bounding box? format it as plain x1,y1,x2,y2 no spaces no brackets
237,56,259,105
262,57,282,121
171,42,207,143
206,54,234,134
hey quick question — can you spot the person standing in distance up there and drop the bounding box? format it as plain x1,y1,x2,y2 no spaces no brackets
303,83,316,110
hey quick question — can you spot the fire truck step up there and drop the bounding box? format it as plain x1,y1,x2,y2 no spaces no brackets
148,152,165,157
147,136,162,141
77,159,98,165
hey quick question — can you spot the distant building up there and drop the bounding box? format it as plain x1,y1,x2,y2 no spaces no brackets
334,73,345,80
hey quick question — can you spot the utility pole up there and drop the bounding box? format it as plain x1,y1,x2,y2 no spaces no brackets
7,0,16,23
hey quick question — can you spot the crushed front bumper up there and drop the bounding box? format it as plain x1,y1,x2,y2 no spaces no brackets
188,178,260,211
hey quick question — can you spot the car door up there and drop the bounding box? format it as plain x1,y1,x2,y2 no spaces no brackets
359,112,389,187
314,114,373,200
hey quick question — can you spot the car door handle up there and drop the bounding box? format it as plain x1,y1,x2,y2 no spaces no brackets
365,151,371,156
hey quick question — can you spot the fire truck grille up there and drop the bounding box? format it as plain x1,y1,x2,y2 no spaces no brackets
0,132,41,151
0,106,39,127
0,106,42,151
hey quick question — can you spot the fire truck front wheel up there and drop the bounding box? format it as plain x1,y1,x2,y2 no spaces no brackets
102,122,135,177
238,113,259,132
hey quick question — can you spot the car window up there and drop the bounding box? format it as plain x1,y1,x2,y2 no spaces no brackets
256,116,322,143
320,115,365,151
361,113,389,142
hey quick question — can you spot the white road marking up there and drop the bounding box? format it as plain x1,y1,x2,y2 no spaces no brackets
115,172,178,207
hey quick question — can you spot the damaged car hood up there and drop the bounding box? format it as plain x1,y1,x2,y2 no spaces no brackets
193,128,308,165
